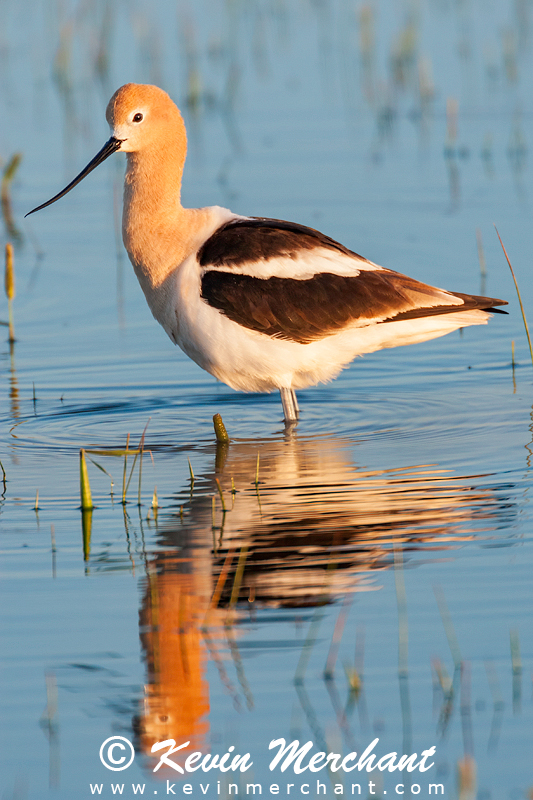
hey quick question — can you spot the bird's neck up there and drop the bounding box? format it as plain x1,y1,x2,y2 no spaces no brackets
122,147,204,289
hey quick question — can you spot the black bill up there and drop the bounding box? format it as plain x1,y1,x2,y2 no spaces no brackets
25,136,124,217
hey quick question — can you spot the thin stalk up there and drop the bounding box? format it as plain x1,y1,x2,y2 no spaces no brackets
495,226,533,366
87,455,113,482
476,228,486,294
7,295,14,343
324,594,352,679
295,606,326,684
137,446,144,506
123,421,149,504
205,548,236,625
50,525,57,580
394,545,409,678
188,457,195,499
121,433,130,504
510,628,521,674
228,545,249,611
40,670,58,728
215,478,227,512
484,659,504,751
510,628,522,714
434,583,462,668
124,446,140,498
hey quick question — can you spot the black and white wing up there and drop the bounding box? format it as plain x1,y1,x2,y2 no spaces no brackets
198,218,507,344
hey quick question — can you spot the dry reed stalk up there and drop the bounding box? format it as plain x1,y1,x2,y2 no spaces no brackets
4,243,15,342
495,226,533,366
215,478,227,512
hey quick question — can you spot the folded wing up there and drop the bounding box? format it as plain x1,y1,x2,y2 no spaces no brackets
199,218,507,345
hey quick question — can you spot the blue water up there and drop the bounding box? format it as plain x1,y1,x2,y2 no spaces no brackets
1,1,532,798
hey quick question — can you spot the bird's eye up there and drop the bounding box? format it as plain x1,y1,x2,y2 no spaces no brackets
132,112,143,123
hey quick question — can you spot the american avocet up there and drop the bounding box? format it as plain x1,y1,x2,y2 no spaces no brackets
27,83,507,423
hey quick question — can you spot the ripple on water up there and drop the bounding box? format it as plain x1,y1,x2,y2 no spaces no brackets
3,375,518,458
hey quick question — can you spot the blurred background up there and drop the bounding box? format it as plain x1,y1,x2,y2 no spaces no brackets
1,1,532,799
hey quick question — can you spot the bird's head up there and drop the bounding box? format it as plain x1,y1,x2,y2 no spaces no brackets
26,83,186,217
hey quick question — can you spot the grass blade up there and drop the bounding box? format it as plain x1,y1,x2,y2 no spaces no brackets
121,433,130,504
215,478,227,512
495,226,533,367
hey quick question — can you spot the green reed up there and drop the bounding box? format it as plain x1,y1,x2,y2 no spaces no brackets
213,412,229,443
79,449,94,510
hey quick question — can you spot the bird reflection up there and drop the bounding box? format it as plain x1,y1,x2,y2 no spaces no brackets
134,543,215,762
131,434,508,766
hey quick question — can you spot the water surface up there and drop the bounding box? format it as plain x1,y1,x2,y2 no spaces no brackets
1,1,532,797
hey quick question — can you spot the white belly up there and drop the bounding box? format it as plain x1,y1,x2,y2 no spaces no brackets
153,255,489,393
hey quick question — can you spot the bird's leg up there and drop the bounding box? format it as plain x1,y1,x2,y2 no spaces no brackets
280,387,299,422
290,388,299,415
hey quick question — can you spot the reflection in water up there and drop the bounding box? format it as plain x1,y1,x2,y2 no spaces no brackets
9,340,19,419
134,554,212,761
182,437,505,606
39,671,60,789
120,435,512,766
0,0,529,793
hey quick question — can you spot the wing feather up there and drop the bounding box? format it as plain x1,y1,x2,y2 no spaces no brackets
198,219,507,344
198,216,369,267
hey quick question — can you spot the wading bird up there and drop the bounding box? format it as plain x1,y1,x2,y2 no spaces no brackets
27,84,507,423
